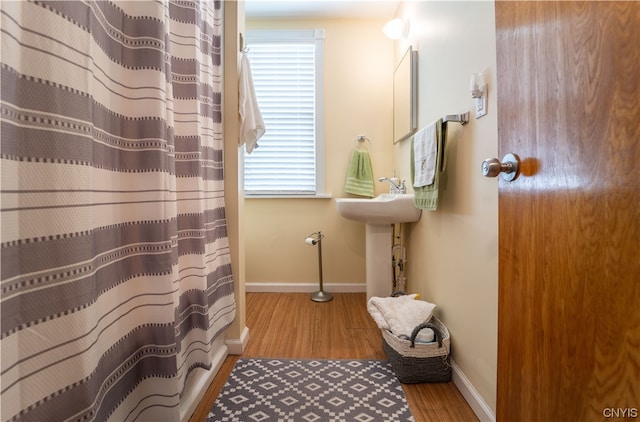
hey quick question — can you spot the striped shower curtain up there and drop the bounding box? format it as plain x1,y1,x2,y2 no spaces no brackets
0,1,236,420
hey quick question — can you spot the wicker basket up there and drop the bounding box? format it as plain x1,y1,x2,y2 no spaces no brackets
381,316,452,383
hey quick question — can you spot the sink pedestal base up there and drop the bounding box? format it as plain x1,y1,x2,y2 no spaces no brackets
334,193,420,299
365,224,393,300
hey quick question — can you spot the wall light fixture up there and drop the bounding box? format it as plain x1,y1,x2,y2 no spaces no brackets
383,18,409,40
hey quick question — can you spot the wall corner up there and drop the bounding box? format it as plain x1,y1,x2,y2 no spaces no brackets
223,0,247,340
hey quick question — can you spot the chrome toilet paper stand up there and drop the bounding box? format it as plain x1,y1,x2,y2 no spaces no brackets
305,231,333,302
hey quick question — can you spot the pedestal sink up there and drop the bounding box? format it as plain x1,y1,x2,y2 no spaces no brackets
335,194,421,299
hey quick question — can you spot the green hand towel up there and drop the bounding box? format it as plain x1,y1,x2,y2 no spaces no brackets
344,150,375,197
411,119,446,210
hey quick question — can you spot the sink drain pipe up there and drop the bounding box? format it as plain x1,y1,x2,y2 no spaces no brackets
304,231,333,302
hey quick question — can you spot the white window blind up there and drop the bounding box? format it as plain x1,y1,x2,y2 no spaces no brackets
244,30,325,195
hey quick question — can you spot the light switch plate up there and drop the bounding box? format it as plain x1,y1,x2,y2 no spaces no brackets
475,94,487,118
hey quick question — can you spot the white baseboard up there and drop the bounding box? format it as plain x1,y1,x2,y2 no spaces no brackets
245,282,366,293
225,326,249,355
451,359,496,422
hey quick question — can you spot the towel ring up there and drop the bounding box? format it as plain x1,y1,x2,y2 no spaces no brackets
353,135,371,150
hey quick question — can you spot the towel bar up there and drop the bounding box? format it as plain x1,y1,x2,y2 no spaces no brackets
442,111,470,126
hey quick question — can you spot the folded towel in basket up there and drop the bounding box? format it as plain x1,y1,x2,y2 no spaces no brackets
367,294,436,340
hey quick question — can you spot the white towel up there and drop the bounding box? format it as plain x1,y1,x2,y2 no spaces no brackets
367,294,436,339
239,53,265,154
412,121,438,187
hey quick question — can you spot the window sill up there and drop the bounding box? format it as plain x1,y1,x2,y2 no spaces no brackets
244,193,333,199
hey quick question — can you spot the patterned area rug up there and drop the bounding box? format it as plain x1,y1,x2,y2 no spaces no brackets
207,358,414,421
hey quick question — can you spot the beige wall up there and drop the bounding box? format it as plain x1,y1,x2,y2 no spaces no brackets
393,1,499,413
244,18,395,287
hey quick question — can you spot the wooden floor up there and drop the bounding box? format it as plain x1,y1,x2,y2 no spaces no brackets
189,293,479,422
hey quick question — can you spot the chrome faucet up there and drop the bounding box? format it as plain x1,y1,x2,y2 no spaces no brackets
378,177,406,194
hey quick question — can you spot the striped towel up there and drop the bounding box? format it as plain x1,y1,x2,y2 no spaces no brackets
344,150,375,197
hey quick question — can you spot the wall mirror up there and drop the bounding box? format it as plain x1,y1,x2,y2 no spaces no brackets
393,46,417,144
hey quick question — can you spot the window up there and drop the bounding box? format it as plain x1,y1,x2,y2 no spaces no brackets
244,29,325,196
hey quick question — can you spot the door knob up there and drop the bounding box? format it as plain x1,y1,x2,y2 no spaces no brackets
481,153,520,181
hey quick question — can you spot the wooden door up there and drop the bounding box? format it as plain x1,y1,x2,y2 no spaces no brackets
495,2,640,421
